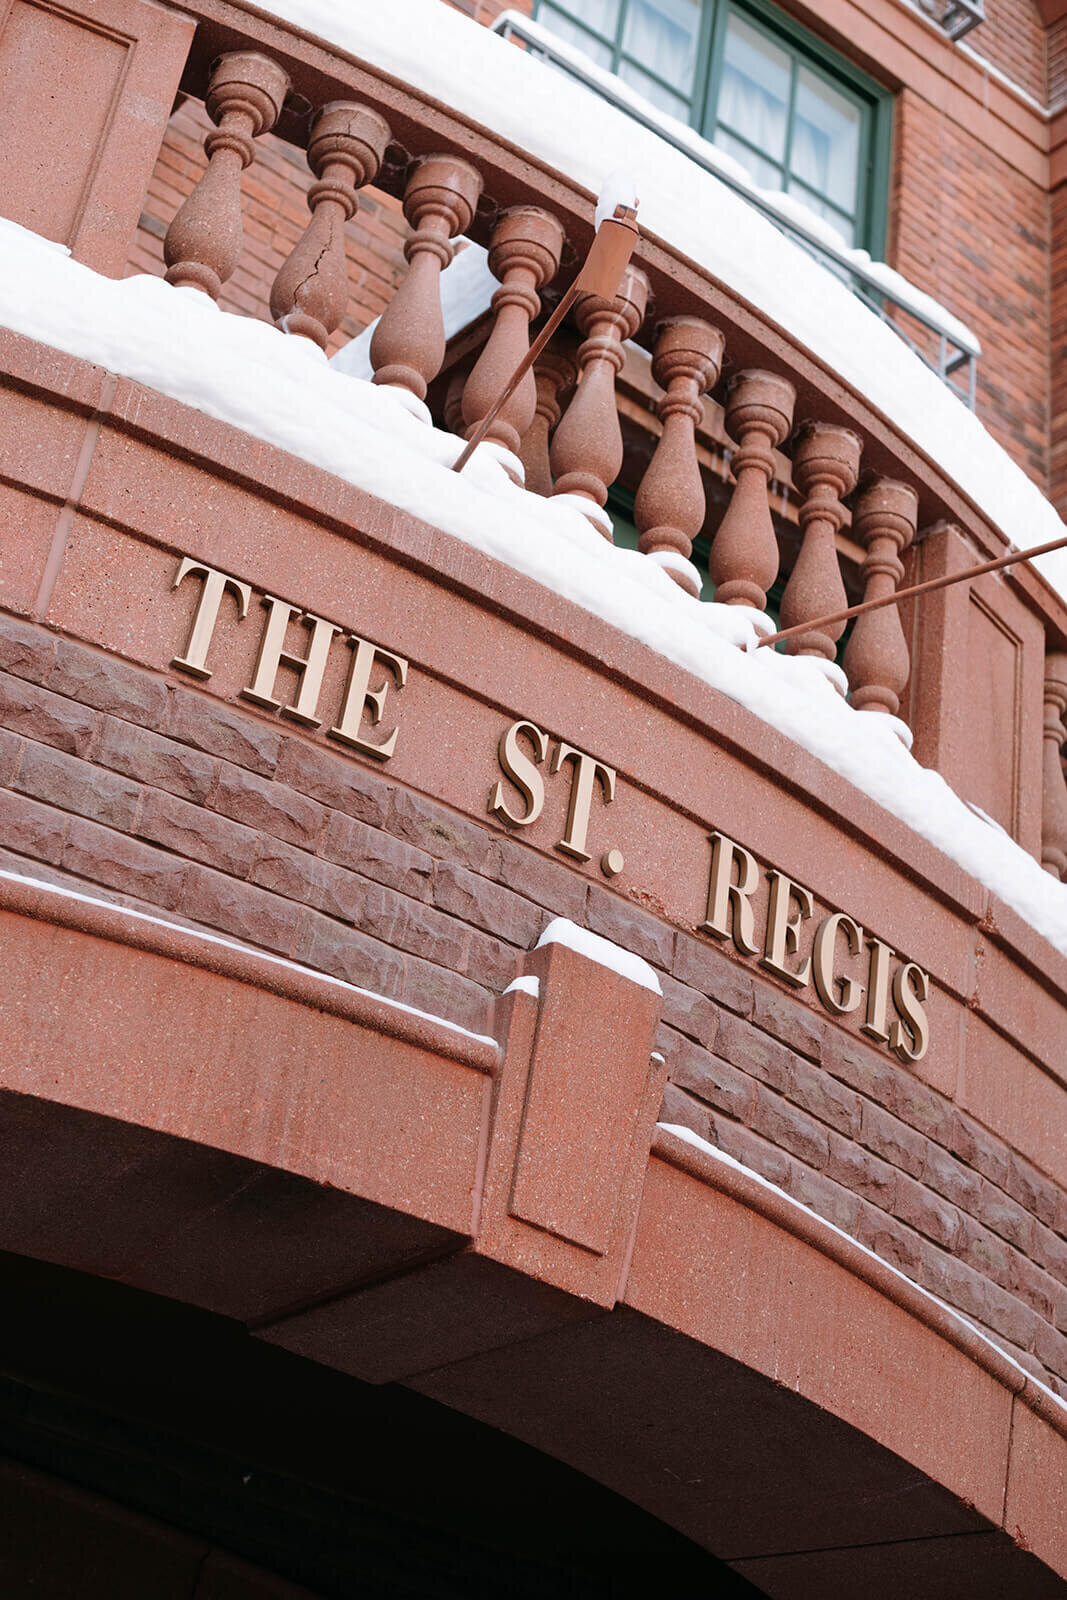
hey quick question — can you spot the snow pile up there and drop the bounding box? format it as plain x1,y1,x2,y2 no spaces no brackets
0,220,1065,954
536,917,662,993
252,0,1067,602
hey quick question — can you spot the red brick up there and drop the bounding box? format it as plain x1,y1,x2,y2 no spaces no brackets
584,886,674,970
672,932,753,1016
166,689,280,777
180,864,301,954
14,740,140,831
825,1132,896,1208
658,973,719,1050
860,1102,926,1178
0,673,96,756
275,735,391,828
321,811,433,900
294,906,406,998
209,762,326,850
48,639,168,728
0,614,55,682
432,860,542,947
668,1035,756,1121
789,1056,860,1137
0,786,68,864
388,786,493,872
95,717,216,804
714,1011,794,1093
750,1083,829,1169
751,981,824,1061
894,1173,961,1250
138,787,259,876
62,816,187,909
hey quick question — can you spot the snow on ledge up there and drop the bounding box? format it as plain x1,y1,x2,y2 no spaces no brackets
0,867,498,1046
536,918,662,993
1,221,1065,955
503,973,540,998
254,0,1067,605
658,1123,1067,1418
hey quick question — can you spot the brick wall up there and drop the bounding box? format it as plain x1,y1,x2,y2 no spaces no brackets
1,605,1065,1398
1051,183,1067,512
891,87,1050,488
972,0,1047,103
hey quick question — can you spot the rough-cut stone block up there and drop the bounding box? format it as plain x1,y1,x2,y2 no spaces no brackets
180,864,301,954
166,689,280,776
658,1080,713,1142
672,931,753,1016
894,1074,955,1146
251,838,364,923
710,1115,793,1190
856,1200,922,1279
357,881,471,973
275,735,391,828
138,787,259,877
894,1173,961,1251
714,1010,794,1094
917,1236,990,1323
752,981,825,1061
1033,1315,1067,1383
586,885,674,969
388,787,492,871
1012,1254,1057,1322
658,974,719,1049
819,1025,897,1107
490,834,588,922
983,1280,1040,1350
464,922,522,993
949,1111,1013,1191
432,861,541,948
979,1179,1035,1254
0,728,21,787
63,815,187,909
95,717,216,804
1006,1154,1060,1230
401,950,493,1036
922,1140,984,1213
14,739,139,831
860,1102,926,1177
0,786,68,864
295,907,406,998
957,1213,1013,1287
789,1056,861,1137
210,762,327,850
48,639,168,727
786,1163,860,1234
0,613,55,682
321,811,433,900
669,1035,755,1121
825,1131,896,1208
1033,1222,1067,1287
751,1083,829,1169
0,672,96,755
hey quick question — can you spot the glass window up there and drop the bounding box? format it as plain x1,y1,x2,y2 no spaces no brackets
534,0,889,254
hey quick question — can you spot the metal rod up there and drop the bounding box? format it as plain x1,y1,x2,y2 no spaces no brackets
757,531,1067,648
451,282,582,475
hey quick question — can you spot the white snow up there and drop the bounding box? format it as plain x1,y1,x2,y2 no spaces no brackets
0,866,498,1046
1,219,1065,955
536,917,663,993
658,1123,1067,1416
503,973,540,998
251,0,1067,606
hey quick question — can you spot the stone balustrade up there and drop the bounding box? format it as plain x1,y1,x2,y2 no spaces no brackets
129,12,1067,873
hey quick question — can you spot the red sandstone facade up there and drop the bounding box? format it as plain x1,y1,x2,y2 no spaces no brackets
1,0,1067,1594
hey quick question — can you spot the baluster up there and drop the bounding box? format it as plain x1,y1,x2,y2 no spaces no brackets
370,155,482,412
461,208,565,468
842,478,918,717
518,346,576,497
443,363,470,437
708,371,795,609
1041,654,1067,879
270,102,390,349
635,317,724,596
550,264,650,536
164,52,290,299
780,422,862,673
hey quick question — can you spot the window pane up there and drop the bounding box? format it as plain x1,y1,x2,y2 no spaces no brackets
714,127,784,190
785,179,855,246
546,0,621,42
621,0,701,95
718,13,790,164
537,5,616,66
792,66,860,211
618,58,691,119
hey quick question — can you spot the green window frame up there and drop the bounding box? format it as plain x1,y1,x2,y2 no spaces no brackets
532,0,892,257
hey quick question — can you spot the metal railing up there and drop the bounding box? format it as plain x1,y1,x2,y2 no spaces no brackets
491,10,980,409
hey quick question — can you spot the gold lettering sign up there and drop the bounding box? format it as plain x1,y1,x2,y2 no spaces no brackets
164,559,931,1061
